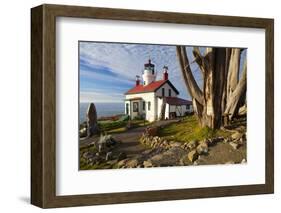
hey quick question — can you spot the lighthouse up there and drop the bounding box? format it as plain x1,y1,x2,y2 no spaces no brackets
142,59,156,86
125,59,193,122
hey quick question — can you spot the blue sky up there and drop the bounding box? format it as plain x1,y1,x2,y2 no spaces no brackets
79,42,246,103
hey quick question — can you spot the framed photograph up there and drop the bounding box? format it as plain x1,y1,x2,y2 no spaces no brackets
31,4,274,208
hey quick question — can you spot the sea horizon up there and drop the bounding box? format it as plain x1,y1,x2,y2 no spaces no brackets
79,102,124,123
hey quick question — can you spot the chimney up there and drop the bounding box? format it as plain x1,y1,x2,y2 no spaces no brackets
136,75,140,86
163,66,168,80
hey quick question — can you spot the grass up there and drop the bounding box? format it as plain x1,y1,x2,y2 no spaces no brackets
101,120,150,134
158,115,231,142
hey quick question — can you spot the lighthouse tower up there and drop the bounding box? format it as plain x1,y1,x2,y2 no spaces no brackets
142,59,156,86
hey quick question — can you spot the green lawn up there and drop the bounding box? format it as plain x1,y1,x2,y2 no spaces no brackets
158,115,231,142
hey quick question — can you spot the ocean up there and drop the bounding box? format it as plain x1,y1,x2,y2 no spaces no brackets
79,102,124,123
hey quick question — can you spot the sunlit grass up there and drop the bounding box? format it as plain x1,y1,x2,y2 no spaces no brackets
158,115,231,142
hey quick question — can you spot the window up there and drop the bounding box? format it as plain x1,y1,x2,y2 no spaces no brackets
148,102,151,111
133,102,139,112
143,101,145,110
186,105,190,110
169,89,171,97
126,103,129,114
162,88,165,97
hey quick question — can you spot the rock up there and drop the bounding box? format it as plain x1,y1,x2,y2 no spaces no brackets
207,137,223,146
229,142,239,150
193,160,199,165
223,137,231,143
86,103,99,137
117,159,128,168
106,159,118,165
145,126,159,136
117,152,127,161
231,132,242,140
79,127,87,138
98,143,104,153
149,147,187,166
97,134,117,152
187,150,198,162
196,141,208,155
170,142,182,147
105,152,113,161
187,140,198,150
126,159,139,168
82,151,94,159
143,160,153,168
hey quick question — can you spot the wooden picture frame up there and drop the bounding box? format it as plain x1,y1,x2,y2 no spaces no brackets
31,4,274,208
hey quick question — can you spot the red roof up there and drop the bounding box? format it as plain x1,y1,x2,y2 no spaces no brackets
125,80,166,94
125,80,179,95
165,97,192,105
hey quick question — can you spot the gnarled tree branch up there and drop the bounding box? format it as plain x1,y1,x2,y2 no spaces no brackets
176,46,204,105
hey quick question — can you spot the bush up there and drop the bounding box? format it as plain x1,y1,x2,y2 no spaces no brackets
99,120,127,131
133,114,145,120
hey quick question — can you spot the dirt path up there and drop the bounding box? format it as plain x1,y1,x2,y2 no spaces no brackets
80,120,179,158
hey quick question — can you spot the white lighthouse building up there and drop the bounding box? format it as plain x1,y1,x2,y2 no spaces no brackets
124,59,193,122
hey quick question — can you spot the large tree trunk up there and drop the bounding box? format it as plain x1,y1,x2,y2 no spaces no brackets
176,46,246,129
224,58,247,120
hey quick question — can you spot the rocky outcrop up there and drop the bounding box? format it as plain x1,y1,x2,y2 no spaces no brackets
148,147,187,167
187,150,198,162
86,103,99,137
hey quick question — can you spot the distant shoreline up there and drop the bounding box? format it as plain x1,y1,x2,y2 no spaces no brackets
79,102,124,124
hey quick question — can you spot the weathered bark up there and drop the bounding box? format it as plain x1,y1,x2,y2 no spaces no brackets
192,98,204,125
221,48,232,114
176,46,246,129
176,46,204,105
224,58,247,120
192,47,208,75
226,48,241,99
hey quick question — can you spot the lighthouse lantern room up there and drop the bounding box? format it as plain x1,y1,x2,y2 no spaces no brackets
142,59,156,85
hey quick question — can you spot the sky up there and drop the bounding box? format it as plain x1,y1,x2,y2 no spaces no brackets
79,42,246,103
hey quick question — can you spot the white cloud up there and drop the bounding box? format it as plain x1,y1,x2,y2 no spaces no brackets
79,42,204,101
80,90,124,103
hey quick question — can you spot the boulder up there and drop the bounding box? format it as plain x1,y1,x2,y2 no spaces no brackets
196,142,208,155
126,159,139,168
187,150,198,162
149,147,187,166
105,152,113,161
79,127,87,138
117,159,128,168
241,158,247,164
143,160,153,168
86,103,99,137
231,132,242,140
229,142,239,150
187,140,198,150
